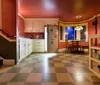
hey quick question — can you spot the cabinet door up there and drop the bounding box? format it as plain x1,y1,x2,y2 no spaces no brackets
28,39,32,54
26,39,29,56
38,20,44,32
25,20,33,32
20,38,25,60
30,40,33,53
35,46,45,52
32,40,36,52
32,20,44,32
35,40,44,46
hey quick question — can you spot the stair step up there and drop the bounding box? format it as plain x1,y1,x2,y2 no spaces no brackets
0,56,15,66
0,59,3,66
0,56,3,66
0,57,3,60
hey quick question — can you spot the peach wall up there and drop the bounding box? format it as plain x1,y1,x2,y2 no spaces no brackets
59,42,66,49
88,16,100,35
58,22,66,49
2,0,16,36
88,16,100,45
88,19,95,35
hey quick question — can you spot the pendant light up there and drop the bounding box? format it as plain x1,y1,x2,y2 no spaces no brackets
75,15,83,31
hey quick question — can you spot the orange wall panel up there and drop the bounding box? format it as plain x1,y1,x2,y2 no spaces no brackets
2,0,16,36
59,42,66,49
18,15,25,36
88,16,100,35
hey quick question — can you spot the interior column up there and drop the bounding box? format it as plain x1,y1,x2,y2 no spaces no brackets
0,0,2,29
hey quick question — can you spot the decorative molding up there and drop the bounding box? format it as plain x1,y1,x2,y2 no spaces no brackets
18,13,59,21
0,32,16,42
18,13,100,23
59,20,78,24
18,13,25,20
0,0,2,29
58,48,66,53
97,14,100,17
59,13,100,24
25,18,59,20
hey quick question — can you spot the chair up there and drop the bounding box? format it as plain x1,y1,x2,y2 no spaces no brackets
79,42,89,53
66,40,78,53
66,40,72,52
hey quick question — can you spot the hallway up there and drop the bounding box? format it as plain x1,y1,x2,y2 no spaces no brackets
0,53,100,85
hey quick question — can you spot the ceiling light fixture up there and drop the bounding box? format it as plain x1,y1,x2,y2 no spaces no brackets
75,15,83,31
44,0,55,10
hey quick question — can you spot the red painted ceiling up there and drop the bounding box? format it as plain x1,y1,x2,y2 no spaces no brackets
18,0,100,22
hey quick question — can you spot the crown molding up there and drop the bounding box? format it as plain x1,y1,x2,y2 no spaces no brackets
59,20,78,24
79,13,100,23
59,13,100,24
18,13,100,23
25,18,59,20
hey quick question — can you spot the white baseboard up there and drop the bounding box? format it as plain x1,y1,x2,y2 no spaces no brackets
58,48,66,53
17,53,32,65
3,59,15,66
17,58,24,65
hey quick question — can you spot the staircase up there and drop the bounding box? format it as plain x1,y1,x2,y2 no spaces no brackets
0,30,16,65
0,56,15,66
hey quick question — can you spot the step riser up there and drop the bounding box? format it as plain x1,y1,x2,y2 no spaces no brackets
0,59,3,66
0,56,15,66
3,60,15,66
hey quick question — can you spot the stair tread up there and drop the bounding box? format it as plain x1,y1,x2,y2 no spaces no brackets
0,56,4,60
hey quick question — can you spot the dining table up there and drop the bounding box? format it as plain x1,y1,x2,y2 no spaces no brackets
71,40,84,53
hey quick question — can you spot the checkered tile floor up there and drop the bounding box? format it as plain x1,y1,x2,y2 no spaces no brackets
0,53,100,85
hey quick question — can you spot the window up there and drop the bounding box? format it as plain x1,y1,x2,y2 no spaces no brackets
65,24,87,41
60,26,63,40
65,26,76,40
80,25,86,41
60,25,65,41
59,23,88,42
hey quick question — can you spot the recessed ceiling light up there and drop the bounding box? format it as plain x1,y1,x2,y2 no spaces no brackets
44,0,55,10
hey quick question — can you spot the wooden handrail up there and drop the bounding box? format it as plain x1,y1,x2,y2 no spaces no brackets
0,29,16,38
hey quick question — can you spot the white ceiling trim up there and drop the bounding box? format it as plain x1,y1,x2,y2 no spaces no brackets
18,13,100,23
